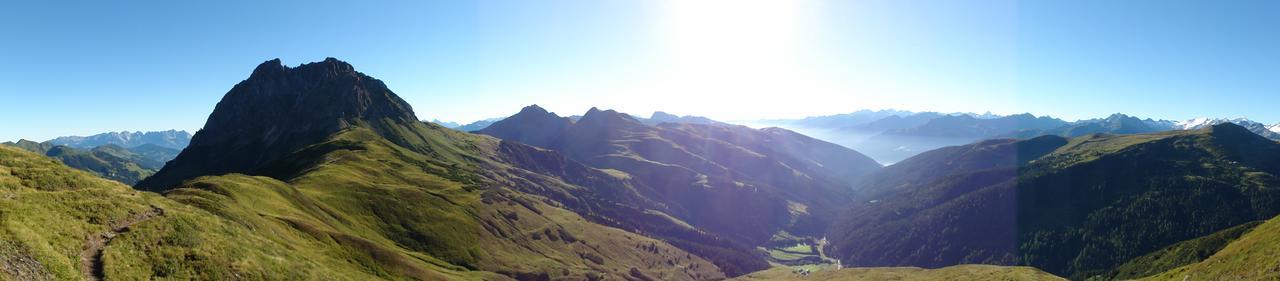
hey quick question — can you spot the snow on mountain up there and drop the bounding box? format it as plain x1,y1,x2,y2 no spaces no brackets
1173,117,1280,140
1176,117,1216,129
964,111,1002,119
1176,117,1257,130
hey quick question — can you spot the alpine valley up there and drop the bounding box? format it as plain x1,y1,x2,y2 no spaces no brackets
6,58,1280,281
3,131,188,185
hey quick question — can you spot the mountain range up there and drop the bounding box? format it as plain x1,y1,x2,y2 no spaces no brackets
1175,117,1280,139
8,58,1280,280
2,139,181,185
133,57,865,279
634,111,723,126
46,130,192,150
749,111,1280,164
477,104,881,272
430,118,504,132
434,110,721,133
129,58,741,279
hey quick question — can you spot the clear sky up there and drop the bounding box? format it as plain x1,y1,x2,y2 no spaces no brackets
2,0,1277,141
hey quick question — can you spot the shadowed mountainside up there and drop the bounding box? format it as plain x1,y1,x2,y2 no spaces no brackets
827,123,1280,280
479,105,882,247
136,58,419,191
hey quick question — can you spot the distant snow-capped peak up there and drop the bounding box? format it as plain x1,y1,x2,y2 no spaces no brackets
1176,117,1258,130
970,111,1002,119
1176,117,1215,129
1270,123,1280,134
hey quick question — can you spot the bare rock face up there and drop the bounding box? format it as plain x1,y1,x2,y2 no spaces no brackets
137,58,418,190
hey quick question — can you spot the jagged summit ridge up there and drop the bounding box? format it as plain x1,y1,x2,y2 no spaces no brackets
212,57,416,125
219,57,417,125
250,58,285,76
44,130,192,149
137,58,419,190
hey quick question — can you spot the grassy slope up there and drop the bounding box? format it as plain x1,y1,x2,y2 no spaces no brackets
1096,221,1261,280
1141,214,1280,280
731,265,1066,281
164,123,725,280
2,142,158,185
0,123,727,280
0,145,411,280
46,145,155,185
1,140,52,154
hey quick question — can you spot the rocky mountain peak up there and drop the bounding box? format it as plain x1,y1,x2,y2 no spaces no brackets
497,104,563,124
517,104,552,116
578,107,639,126
476,105,573,147
1105,113,1133,120
250,58,286,77
137,58,419,190
208,58,417,130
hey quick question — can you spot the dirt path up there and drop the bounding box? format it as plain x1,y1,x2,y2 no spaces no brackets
815,237,840,269
79,206,164,281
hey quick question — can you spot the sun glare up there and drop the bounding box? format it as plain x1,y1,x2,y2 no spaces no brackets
647,0,846,119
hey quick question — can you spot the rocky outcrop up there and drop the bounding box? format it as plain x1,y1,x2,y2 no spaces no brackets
136,58,418,190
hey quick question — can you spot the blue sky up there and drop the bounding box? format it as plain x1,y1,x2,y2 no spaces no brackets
1,0,1277,141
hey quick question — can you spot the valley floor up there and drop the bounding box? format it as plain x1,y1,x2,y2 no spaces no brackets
732,264,1066,281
